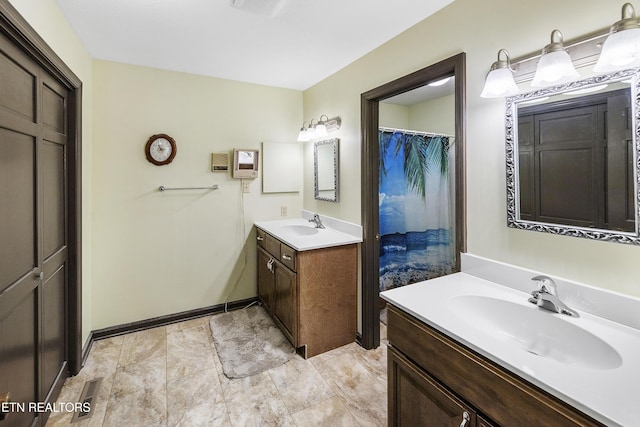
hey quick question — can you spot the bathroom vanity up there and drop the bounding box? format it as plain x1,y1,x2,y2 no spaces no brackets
255,217,361,358
387,305,603,427
382,255,640,427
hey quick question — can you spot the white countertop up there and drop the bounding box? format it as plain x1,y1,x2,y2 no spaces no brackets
254,218,362,251
381,273,640,427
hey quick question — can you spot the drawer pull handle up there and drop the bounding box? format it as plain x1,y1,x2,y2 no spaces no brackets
282,254,292,261
267,258,275,273
459,411,470,427
257,236,264,241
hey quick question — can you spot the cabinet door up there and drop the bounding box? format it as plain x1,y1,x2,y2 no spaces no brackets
273,263,297,345
257,247,274,314
388,346,476,427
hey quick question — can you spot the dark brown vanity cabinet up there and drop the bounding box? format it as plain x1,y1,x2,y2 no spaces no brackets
387,305,605,427
256,228,357,358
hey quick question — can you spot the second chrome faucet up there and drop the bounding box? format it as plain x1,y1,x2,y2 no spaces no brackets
308,213,325,229
528,275,579,317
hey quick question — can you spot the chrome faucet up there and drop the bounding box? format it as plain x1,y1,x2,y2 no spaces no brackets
308,213,325,229
528,275,579,317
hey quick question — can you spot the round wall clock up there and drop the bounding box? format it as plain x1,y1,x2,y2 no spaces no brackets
145,134,177,166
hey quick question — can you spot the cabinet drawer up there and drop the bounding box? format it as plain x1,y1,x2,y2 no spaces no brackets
256,228,267,249
264,233,281,259
280,243,296,271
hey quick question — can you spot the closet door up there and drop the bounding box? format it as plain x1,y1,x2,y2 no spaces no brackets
0,28,69,427
39,73,69,402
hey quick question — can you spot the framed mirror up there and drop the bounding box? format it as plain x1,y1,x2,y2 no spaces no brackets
506,68,640,245
314,138,339,202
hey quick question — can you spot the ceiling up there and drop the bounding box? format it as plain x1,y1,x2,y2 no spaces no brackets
55,0,454,91
383,77,455,106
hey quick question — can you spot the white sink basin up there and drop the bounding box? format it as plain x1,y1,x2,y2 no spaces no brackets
448,295,622,370
255,218,362,251
277,224,319,236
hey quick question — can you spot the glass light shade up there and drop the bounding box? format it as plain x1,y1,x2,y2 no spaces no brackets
297,129,309,142
531,50,580,87
594,28,640,72
480,67,520,98
306,126,316,139
314,123,328,138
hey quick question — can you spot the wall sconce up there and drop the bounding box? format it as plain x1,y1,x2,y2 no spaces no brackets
314,115,329,138
594,3,640,72
482,2,640,97
297,122,310,142
296,115,341,141
480,49,520,98
531,30,579,87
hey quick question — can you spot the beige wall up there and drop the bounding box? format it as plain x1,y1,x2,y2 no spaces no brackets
380,95,455,135
91,60,302,329
8,0,94,343
11,0,640,339
303,0,640,298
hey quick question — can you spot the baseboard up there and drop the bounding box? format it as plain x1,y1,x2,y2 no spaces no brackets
81,297,259,363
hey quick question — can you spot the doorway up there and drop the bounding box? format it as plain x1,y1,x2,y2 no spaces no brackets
360,53,466,349
0,1,82,425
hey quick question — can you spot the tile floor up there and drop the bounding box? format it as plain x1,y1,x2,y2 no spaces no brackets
46,313,389,426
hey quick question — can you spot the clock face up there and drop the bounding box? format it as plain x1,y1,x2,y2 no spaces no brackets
145,134,176,165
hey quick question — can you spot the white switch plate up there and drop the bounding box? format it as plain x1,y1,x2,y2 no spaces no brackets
280,206,287,216
242,181,251,193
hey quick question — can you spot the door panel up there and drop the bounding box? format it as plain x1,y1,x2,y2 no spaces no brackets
0,282,39,427
0,48,36,122
39,73,69,404
42,265,66,398
0,129,36,292
42,83,65,133
41,140,66,258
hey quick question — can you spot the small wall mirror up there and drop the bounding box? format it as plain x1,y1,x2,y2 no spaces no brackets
314,138,339,202
506,68,640,245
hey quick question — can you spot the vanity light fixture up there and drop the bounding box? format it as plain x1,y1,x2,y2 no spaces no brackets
297,115,342,141
315,115,329,138
307,118,319,140
531,30,580,87
483,2,640,97
480,49,521,98
594,3,640,72
297,122,310,142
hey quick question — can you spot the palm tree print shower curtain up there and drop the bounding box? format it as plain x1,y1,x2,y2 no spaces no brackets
379,130,456,292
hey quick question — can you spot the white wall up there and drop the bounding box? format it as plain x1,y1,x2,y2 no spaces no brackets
91,60,302,329
303,0,640,299
8,0,94,343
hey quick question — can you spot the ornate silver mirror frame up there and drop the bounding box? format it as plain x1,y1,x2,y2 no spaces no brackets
505,68,640,245
314,138,339,202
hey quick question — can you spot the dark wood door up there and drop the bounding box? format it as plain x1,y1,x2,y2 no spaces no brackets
518,89,633,231
257,247,273,314
273,263,296,345
0,27,69,427
388,346,477,427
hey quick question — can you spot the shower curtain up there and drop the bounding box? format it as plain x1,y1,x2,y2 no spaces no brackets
378,129,456,292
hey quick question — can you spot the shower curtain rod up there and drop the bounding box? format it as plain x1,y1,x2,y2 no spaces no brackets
378,126,454,139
